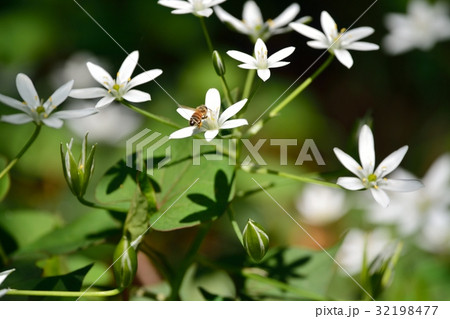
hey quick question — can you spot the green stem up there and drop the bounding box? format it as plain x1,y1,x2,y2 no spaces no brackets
241,165,341,189
0,124,41,180
246,54,334,137
78,196,128,213
242,271,328,301
6,288,122,298
120,100,181,129
199,17,214,53
167,222,212,300
243,69,256,99
219,75,233,107
227,206,243,246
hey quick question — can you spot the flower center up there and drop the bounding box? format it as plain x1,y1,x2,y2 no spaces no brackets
113,84,121,91
368,173,377,182
192,0,204,11
256,47,268,68
36,106,46,114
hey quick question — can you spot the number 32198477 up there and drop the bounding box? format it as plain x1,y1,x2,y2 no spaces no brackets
376,305,438,316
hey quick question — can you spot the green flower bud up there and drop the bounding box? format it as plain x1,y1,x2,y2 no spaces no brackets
243,219,269,262
113,236,138,288
60,133,96,198
212,50,226,76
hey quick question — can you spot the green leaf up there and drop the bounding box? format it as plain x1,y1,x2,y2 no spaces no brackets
123,184,149,244
0,156,11,201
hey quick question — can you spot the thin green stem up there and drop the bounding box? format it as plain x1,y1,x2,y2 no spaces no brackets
78,196,128,213
227,206,243,246
219,75,233,107
243,69,256,99
120,100,181,129
240,165,341,189
6,288,122,298
0,124,41,180
246,54,334,137
199,17,214,53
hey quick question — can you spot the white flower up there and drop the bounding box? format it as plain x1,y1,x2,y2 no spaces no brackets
170,88,248,142
336,228,393,275
295,184,347,226
0,268,15,298
290,11,379,69
383,0,450,55
227,38,295,82
333,124,423,208
69,51,162,108
214,1,310,42
158,0,226,17
0,74,96,129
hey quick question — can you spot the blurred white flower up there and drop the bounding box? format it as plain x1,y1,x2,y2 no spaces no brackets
158,0,226,17
383,0,450,55
215,1,310,42
227,38,295,82
0,268,15,298
290,11,379,68
295,184,347,226
336,228,393,275
334,125,423,208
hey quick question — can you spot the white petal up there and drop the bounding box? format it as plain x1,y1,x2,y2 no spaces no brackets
243,1,263,29
16,73,40,108
42,117,64,129
214,6,248,34
270,3,300,30
370,187,390,208
423,154,450,195
237,63,258,70
227,50,257,65
176,107,195,121
374,145,408,178
340,27,375,44
254,38,268,57
358,125,375,174
334,49,354,69
208,0,226,6
218,98,247,125
118,51,139,84
381,179,424,192
267,46,295,65
158,0,192,10
306,40,329,49
321,11,338,39
344,42,380,51
0,268,15,285
257,68,271,81
87,62,114,88
171,8,194,14
267,61,290,68
122,89,151,103
95,95,116,108
45,80,73,111
52,108,98,119
169,126,199,139
333,147,364,178
336,177,365,190
219,119,248,129
204,129,219,142
205,88,221,116
0,93,28,112
196,8,214,17
1,113,33,125
289,22,327,42
69,87,108,99
127,69,162,89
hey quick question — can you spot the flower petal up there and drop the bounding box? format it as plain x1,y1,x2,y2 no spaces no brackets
306,40,329,49
177,107,195,121
196,8,214,17
370,187,390,208
321,11,338,39
257,68,271,81
333,147,364,178
267,47,295,65
42,117,64,129
16,73,40,108
214,6,249,34
44,80,73,111
358,125,375,174
340,27,375,44
289,22,327,42
127,69,162,89
52,108,98,119
381,179,424,192
1,113,33,125
270,3,300,30
69,87,108,99
122,89,151,103
158,0,192,10
0,93,29,112
218,98,247,125
204,129,219,142
344,41,380,51
227,50,256,65
171,8,194,14
118,51,139,84
169,126,199,139
205,88,221,116
374,145,409,178
0,268,15,285
87,62,114,88
95,95,116,108
266,61,290,68
220,119,248,129
254,38,267,57
243,0,263,29
334,49,354,69
336,177,365,190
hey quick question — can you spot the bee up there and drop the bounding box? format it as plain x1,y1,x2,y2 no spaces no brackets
180,105,209,128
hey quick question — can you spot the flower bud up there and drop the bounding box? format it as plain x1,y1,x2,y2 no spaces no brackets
212,50,226,76
243,219,269,262
113,236,138,288
60,133,96,198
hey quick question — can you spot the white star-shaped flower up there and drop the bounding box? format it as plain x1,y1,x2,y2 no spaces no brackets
158,0,226,18
290,11,379,69
215,1,310,42
383,0,450,55
0,268,15,298
227,38,295,82
170,88,248,142
69,51,162,108
333,124,423,208
0,74,96,128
